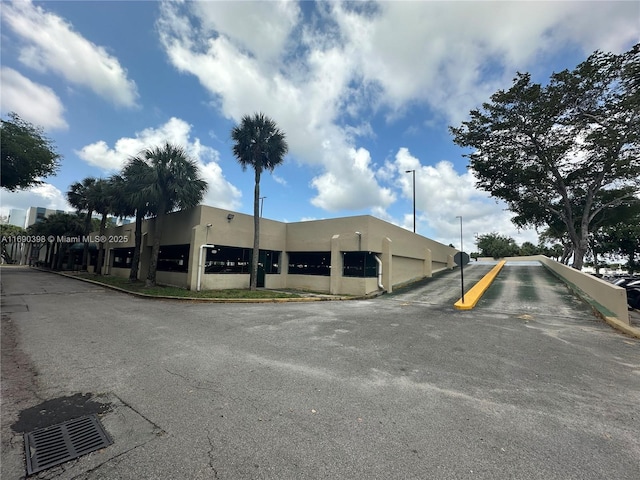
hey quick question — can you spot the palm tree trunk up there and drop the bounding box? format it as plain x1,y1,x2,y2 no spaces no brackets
146,212,165,287
129,209,143,281
95,213,108,274
49,242,58,269
250,169,261,290
82,211,92,270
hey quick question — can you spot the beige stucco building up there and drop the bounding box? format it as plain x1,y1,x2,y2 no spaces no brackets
99,205,457,296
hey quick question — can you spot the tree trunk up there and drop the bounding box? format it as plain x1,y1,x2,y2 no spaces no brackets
571,216,591,270
56,243,68,271
43,242,51,267
146,211,165,287
95,213,108,275
250,168,261,291
47,241,56,268
82,211,92,270
629,252,637,275
560,243,572,265
129,210,143,281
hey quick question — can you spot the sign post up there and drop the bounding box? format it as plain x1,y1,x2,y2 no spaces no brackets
454,251,470,303
455,215,467,304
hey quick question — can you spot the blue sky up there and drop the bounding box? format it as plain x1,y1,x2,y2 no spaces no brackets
1,0,638,250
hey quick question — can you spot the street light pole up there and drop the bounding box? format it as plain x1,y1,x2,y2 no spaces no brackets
456,215,464,303
405,169,416,233
259,196,267,217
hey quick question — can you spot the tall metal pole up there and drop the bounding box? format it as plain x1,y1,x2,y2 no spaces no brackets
457,215,464,303
406,170,416,232
259,196,266,217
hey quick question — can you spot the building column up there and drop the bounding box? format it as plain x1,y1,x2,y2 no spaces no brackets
447,254,454,269
280,251,289,289
188,225,207,290
424,248,432,278
330,234,341,295
382,237,392,293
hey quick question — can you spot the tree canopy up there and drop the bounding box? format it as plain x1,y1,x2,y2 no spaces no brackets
476,233,519,259
450,44,640,270
1,112,61,191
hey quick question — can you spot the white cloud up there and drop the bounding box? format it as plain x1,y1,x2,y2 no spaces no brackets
157,1,394,215
311,147,395,211
272,174,288,187
156,0,637,223
392,148,539,249
0,183,71,219
330,1,639,123
0,67,67,130
76,117,193,171
2,0,138,108
76,117,241,210
191,1,301,62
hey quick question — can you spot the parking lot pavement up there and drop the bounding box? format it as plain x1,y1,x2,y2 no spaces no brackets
2,266,639,480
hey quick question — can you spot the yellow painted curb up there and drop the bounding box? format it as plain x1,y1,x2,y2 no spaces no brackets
454,260,506,310
601,315,640,339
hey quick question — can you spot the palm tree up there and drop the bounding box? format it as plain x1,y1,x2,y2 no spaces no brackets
30,213,84,270
115,159,156,282
90,178,115,275
67,177,97,270
231,113,288,290
134,143,207,287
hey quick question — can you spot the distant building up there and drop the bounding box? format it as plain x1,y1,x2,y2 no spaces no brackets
7,209,26,228
25,207,67,229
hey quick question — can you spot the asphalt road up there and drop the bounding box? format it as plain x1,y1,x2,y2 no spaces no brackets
1,266,639,480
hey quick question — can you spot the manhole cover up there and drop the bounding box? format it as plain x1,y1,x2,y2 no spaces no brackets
24,414,112,475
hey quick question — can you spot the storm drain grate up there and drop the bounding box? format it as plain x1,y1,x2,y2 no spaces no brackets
24,414,112,475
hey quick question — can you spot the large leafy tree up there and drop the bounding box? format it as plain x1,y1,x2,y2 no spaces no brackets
1,112,61,191
476,232,519,259
231,113,288,290
134,143,207,287
67,177,98,270
450,45,640,270
0,224,26,264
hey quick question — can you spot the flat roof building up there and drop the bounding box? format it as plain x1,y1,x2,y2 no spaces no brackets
98,205,457,296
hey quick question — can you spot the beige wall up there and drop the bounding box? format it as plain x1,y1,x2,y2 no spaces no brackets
96,205,458,295
391,255,423,287
156,271,188,288
199,273,250,290
285,274,331,292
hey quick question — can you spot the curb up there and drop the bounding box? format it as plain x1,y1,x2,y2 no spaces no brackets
454,260,506,310
600,314,640,339
33,268,372,303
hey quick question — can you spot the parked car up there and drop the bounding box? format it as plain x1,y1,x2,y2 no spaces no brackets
606,276,640,310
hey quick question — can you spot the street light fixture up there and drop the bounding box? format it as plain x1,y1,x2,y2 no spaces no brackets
405,169,416,233
259,196,267,217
